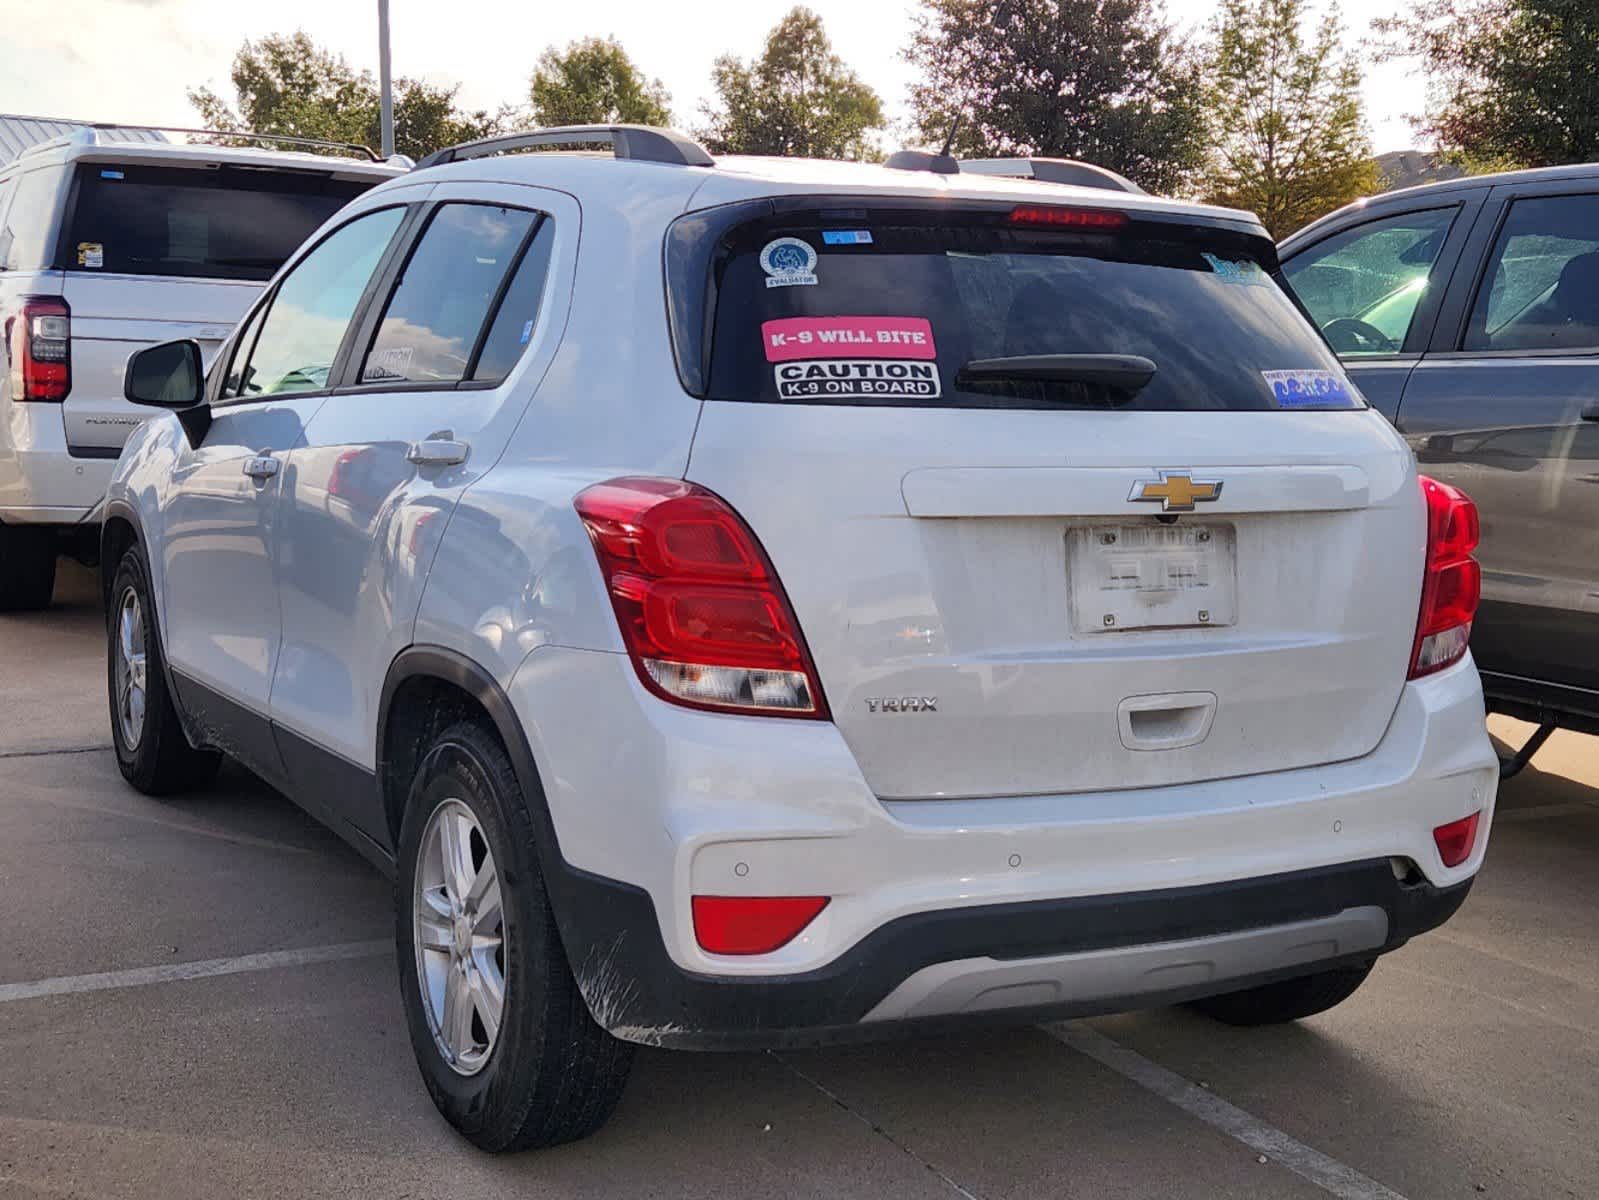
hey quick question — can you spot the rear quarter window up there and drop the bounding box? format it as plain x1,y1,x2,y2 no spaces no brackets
670,201,1360,413
62,162,378,281
0,170,62,271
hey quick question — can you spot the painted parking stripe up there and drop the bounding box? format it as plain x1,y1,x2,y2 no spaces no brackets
0,941,391,1004
1047,1022,1408,1200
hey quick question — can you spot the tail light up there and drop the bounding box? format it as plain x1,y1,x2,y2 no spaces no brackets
6,297,71,402
1008,205,1128,230
1410,475,1480,679
1433,811,1481,868
692,895,829,955
574,477,829,718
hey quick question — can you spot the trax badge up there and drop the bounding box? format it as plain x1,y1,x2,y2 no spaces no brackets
1128,470,1223,512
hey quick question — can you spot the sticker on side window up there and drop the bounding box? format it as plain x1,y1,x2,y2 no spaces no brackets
774,360,942,400
759,238,819,288
1203,253,1268,285
762,316,936,362
1261,368,1359,409
363,346,415,383
77,242,104,269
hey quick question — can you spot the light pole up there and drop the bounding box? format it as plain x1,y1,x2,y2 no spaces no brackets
378,0,395,158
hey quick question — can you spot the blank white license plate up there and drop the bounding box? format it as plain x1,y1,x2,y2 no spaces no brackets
1067,523,1237,632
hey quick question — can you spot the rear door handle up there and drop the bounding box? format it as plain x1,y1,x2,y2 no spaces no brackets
406,438,470,468
1581,403,1599,422
243,455,280,481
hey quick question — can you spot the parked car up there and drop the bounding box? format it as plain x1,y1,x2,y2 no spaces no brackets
0,126,402,609
104,126,1498,1152
1279,164,1599,769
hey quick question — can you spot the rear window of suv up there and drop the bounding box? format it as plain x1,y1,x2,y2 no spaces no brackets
668,201,1359,412
61,163,377,281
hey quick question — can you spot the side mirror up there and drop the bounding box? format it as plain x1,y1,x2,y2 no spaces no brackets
125,340,204,408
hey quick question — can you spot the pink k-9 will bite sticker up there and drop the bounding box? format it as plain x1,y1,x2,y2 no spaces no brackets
762,316,937,362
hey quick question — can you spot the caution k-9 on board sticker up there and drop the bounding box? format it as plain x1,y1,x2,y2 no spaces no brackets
762,315,942,400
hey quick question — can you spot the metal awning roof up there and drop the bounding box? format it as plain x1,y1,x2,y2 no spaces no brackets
0,114,168,165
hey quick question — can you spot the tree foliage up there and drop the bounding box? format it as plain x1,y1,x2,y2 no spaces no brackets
699,7,885,159
905,0,1207,195
188,31,501,159
1198,0,1378,237
1374,0,1599,170
528,37,672,127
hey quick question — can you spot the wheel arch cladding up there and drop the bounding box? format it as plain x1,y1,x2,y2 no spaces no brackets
376,645,650,1034
100,513,139,609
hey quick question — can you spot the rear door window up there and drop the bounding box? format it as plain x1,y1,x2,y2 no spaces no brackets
679,204,1357,412
62,163,377,281
1464,194,1599,352
1281,208,1458,355
357,203,542,386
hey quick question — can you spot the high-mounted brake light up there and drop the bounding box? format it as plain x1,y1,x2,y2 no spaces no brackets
1008,205,1129,230
692,895,829,955
6,297,70,402
574,477,829,717
1410,475,1480,679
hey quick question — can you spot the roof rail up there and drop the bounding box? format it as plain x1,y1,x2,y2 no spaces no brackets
885,149,1144,195
17,121,381,162
416,124,714,170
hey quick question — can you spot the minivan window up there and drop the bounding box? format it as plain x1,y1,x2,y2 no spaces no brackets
231,207,404,400
1465,194,1599,352
1281,208,1457,356
62,163,376,282
679,206,1358,412
358,203,539,386
0,170,59,271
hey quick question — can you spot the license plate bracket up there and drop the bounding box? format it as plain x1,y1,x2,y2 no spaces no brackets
1067,522,1237,632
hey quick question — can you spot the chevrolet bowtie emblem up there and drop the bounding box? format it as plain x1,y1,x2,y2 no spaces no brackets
1128,470,1224,512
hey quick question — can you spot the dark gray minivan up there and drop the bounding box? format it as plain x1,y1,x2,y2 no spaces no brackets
1280,164,1599,767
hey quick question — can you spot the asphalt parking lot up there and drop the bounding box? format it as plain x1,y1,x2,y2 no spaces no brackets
2,562,1596,1200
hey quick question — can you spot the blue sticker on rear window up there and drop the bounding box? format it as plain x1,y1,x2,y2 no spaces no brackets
100,169,125,180
1262,369,1359,409
1203,253,1267,285
822,230,873,245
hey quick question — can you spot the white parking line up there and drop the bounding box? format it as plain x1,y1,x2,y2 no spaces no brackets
1046,1022,1408,1200
0,941,391,1004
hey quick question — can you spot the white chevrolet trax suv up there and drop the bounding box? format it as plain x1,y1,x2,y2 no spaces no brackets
103,126,1499,1152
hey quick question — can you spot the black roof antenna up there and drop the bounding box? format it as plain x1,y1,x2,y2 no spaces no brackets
939,111,963,159
884,108,965,175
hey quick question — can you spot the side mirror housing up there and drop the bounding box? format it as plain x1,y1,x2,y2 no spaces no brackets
125,340,204,408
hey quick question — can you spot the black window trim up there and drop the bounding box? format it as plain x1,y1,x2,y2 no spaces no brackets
209,201,422,410
329,198,551,398
1278,199,1475,363
1428,182,1599,360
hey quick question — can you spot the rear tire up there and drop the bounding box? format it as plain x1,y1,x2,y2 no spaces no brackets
107,544,221,794
1190,962,1374,1026
396,719,633,1152
0,522,56,611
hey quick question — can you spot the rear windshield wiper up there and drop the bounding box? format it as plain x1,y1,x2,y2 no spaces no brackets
956,354,1158,396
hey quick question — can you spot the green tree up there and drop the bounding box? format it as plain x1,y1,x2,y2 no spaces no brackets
699,7,885,159
1374,0,1599,170
905,0,1207,195
1198,0,1378,237
529,37,672,127
189,31,501,159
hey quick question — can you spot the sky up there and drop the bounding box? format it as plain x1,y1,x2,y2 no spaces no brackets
1,0,1429,155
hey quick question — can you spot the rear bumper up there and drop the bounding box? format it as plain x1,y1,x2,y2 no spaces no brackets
509,647,1497,1048
0,403,115,520
548,856,1470,1049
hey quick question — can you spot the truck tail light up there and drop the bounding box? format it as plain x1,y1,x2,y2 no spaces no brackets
692,895,829,955
6,297,71,402
1410,475,1480,679
574,477,829,718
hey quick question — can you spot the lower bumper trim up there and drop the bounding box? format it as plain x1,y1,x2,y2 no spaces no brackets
546,857,1473,1051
